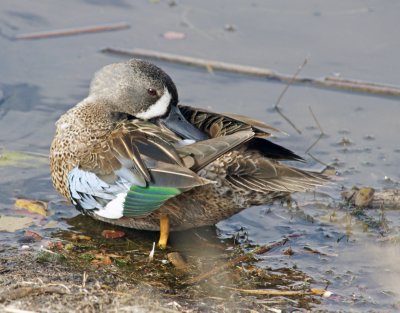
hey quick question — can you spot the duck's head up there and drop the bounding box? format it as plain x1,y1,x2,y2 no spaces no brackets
89,59,207,141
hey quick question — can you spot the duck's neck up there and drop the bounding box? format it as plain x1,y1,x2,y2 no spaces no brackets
60,97,128,139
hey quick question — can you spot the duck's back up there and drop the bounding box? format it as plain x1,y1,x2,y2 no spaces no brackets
92,105,327,231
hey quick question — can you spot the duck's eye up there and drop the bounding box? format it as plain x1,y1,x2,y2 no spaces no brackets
147,88,157,96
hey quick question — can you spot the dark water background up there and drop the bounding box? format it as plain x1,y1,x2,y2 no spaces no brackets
1,1,400,311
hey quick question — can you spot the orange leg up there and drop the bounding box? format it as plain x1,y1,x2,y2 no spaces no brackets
158,214,170,249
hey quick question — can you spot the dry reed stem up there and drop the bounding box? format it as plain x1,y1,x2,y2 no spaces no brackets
15,22,130,40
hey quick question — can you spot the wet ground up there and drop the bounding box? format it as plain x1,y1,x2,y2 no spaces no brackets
1,1,400,312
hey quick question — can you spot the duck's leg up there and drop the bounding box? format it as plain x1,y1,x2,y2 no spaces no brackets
158,214,170,249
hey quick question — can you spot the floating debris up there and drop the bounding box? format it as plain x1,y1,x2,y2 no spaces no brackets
163,31,185,40
14,22,130,40
70,234,91,241
0,150,48,168
342,187,400,209
0,215,34,232
15,199,48,216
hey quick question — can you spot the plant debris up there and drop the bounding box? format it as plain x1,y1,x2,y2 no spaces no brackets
23,230,43,241
0,215,34,232
163,31,185,40
14,22,130,40
101,229,125,239
15,199,48,216
342,187,400,209
167,252,188,271
0,150,48,168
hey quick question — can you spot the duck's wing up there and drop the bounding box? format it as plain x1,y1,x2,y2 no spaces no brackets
225,156,328,194
68,120,253,218
179,104,304,162
177,130,254,172
179,105,279,138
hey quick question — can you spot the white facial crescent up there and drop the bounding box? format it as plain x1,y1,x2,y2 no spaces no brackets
135,87,171,120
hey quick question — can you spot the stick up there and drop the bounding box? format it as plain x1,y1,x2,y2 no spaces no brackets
1,306,37,313
303,246,338,257
305,106,323,153
102,48,280,78
15,22,130,40
101,48,400,98
187,237,288,284
372,190,400,209
225,287,313,296
275,58,308,108
0,286,67,303
342,188,400,210
305,106,324,154
274,58,308,134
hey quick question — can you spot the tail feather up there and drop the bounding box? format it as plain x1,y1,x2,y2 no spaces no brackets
225,153,328,194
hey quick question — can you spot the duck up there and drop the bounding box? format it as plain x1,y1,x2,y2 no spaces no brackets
50,59,327,248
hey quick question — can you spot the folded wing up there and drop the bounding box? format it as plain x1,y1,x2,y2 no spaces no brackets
68,119,256,218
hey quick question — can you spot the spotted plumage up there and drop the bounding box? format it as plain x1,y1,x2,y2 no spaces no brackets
50,59,327,246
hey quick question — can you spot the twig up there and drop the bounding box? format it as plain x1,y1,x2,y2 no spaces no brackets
0,306,36,313
305,106,324,154
82,271,88,288
187,237,288,284
303,246,338,257
318,77,400,97
305,106,331,170
275,58,308,108
307,153,330,168
101,48,400,98
118,305,179,313
274,58,308,134
148,242,155,262
0,286,67,303
225,287,313,296
102,48,279,78
15,22,130,40
181,8,214,40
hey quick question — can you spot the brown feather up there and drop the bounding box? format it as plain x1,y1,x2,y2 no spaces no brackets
179,104,278,138
178,130,254,172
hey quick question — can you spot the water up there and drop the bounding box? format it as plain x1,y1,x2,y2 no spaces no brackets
1,1,400,311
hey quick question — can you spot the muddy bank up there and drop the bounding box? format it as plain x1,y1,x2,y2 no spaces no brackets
0,221,321,313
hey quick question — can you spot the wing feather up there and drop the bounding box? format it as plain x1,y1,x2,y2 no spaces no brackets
69,119,217,218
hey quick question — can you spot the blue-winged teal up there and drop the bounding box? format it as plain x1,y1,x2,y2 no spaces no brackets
50,59,327,248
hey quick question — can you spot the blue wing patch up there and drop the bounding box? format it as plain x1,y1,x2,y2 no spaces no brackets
67,167,182,219
68,167,129,213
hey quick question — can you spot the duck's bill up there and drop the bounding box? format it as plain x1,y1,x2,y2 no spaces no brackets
160,105,208,141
